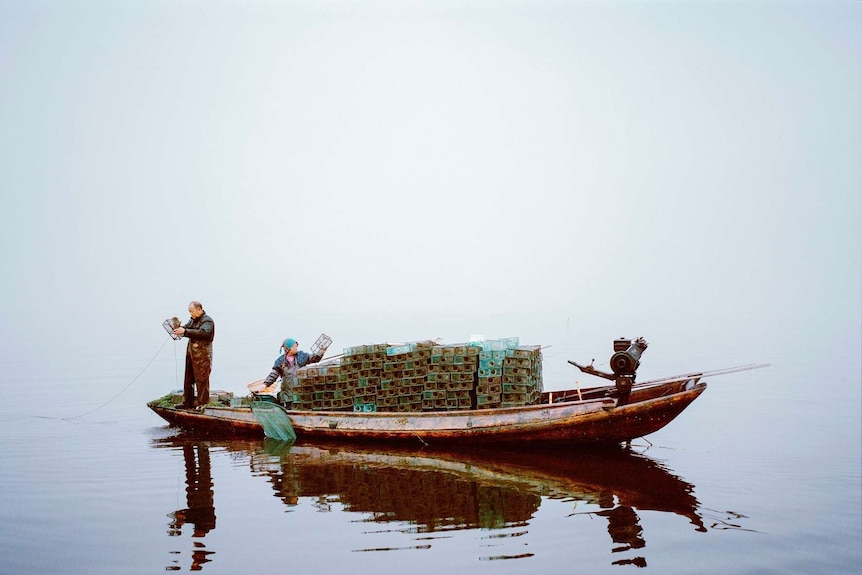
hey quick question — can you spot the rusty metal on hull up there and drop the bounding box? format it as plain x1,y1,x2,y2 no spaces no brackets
148,377,706,447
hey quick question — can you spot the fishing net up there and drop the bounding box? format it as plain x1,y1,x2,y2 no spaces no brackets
251,401,296,443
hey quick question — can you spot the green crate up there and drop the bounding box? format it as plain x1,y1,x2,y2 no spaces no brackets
386,343,416,356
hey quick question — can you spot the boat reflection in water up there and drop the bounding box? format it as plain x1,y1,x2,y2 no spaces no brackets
153,434,737,569
163,442,217,571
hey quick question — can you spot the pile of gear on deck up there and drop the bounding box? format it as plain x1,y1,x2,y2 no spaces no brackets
293,338,543,412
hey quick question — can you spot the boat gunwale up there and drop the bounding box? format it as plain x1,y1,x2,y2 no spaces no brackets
149,376,706,440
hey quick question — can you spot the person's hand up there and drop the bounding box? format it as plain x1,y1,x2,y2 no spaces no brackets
173,327,185,336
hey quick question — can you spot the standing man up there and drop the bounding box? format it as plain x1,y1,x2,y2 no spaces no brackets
174,301,215,409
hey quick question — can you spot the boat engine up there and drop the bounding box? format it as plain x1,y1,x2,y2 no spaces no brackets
610,337,648,377
568,337,648,404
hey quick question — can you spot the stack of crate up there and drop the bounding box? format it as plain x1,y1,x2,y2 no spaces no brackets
476,346,505,409
476,338,543,409
424,344,479,411
293,358,348,411
293,344,383,411
343,344,385,412
501,345,543,407
378,341,426,412
292,337,542,412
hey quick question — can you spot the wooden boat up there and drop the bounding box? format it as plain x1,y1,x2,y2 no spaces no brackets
148,373,713,448
148,331,766,448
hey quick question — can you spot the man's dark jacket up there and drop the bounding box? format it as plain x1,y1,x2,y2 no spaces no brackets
183,313,215,365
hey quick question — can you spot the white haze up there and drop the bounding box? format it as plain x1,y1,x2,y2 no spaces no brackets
0,1,859,392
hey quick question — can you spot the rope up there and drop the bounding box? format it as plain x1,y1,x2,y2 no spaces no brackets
174,336,180,390
64,338,173,420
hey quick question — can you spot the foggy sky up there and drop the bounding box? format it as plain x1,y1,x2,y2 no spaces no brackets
0,1,859,384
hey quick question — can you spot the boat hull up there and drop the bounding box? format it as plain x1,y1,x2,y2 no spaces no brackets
148,377,706,448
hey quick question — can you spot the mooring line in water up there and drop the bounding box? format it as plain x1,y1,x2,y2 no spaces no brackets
63,338,173,421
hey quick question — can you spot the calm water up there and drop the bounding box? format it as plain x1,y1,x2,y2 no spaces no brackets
1,323,859,575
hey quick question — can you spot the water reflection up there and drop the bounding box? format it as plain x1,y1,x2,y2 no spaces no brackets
152,434,731,568
164,441,216,571
255,439,542,533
